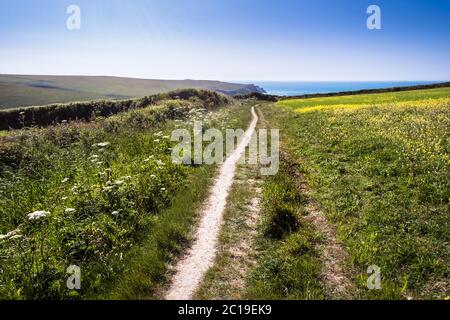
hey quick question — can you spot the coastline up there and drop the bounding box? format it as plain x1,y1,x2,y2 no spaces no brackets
249,81,445,96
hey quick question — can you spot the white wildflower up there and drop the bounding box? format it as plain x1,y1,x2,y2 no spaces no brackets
114,180,124,186
96,142,111,148
61,178,69,183
0,229,20,241
65,208,76,214
27,210,50,221
6,229,20,237
111,211,119,216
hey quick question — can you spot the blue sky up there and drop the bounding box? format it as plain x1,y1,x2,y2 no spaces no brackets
0,0,449,81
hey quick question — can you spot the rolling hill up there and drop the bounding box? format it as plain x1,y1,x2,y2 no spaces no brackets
0,74,265,109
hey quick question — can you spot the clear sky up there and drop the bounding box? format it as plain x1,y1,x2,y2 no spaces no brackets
0,0,449,81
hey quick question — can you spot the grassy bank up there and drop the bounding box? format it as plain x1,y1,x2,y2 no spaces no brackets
0,92,252,299
0,89,229,130
260,87,449,299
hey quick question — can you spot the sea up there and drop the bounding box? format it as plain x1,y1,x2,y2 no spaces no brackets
249,81,442,96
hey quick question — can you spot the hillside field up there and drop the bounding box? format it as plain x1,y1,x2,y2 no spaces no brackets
0,74,264,109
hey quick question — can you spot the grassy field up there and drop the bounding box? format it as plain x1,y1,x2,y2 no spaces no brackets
278,87,450,110
0,90,254,299
258,87,449,299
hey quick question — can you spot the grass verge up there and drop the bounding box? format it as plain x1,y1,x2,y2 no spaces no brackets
244,156,325,300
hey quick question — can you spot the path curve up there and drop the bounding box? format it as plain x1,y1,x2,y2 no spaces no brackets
165,106,258,300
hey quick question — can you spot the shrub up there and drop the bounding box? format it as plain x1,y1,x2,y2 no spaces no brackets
0,89,229,130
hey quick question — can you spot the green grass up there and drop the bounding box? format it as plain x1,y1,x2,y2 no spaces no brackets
261,89,450,299
244,157,325,300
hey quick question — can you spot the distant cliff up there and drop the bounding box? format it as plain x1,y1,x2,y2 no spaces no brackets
216,84,267,96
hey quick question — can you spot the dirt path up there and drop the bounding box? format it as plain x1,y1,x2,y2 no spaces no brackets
194,165,263,299
165,107,259,300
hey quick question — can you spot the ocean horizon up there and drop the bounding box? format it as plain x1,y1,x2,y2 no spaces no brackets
248,81,443,96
